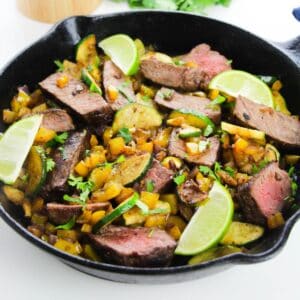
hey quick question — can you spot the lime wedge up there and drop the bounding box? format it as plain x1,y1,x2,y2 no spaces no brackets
98,34,139,76
209,70,274,108
175,181,234,256
0,115,42,184
92,192,139,233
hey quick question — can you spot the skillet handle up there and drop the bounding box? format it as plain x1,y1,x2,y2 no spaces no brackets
274,36,300,67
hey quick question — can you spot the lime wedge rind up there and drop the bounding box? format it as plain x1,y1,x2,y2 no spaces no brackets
175,181,234,256
98,34,139,76
209,70,274,108
0,115,42,184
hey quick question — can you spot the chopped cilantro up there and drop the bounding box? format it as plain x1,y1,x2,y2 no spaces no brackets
55,216,76,230
146,179,155,192
173,58,185,66
117,127,132,144
224,166,235,177
252,159,269,174
199,165,219,181
46,158,55,172
173,174,186,185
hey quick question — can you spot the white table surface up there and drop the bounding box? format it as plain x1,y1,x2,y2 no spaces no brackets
0,0,299,299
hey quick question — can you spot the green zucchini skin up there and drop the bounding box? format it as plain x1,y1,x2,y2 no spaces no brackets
81,68,102,95
25,146,47,197
109,152,153,186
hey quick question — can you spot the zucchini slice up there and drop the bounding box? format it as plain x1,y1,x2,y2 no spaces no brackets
76,34,101,82
265,144,280,162
62,60,81,79
81,68,102,95
221,121,265,144
178,127,201,139
109,152,152,186
168,109,215,136
25,146,47,196
220,221,264,246
93,192,139,233
188,245,242,265
112,103,162,133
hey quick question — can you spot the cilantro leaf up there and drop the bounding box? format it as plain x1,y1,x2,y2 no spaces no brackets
173,174,186,185
54,60,64,72
55,216,76,230
117,128,132,144
224,166,235,177
146,179,155,192
46,132,69,148
199,165,219,181
46,158,55,172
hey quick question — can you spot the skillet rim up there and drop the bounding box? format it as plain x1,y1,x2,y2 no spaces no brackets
0,10,299,276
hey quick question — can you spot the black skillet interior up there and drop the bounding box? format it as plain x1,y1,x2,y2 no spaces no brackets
0,11,299,283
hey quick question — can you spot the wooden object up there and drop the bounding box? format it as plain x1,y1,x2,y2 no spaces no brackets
17,0,102,23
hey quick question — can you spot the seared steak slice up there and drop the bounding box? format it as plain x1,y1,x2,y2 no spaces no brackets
178,201,194,221
233,96,300,149
47,202,111,225
37,109,74,132
182,43,231,87
103,60,136,110
89,225,176,267
177,179,207,205
45,131,88,195
168,129,220,167
140,56,205,91
39,72,113,131
155,88,221,123
139,159,174,193
237,162,291,225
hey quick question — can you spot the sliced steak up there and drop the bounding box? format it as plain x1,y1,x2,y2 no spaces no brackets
182,43,231,87
140,55,205,91
45,130,88,195
139,159,174,193
236,162,291,225
33,109,74,132
168,129,220,167
177,179,207,205
47,202,111,225
103,60,136,110
155,88,221,123
39,72,113,131
89,225,176,267
233,96,300,149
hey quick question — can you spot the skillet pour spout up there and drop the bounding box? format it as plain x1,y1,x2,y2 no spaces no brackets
0,11,300,283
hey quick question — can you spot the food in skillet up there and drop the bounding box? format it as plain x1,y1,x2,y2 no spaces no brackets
0,34,299,267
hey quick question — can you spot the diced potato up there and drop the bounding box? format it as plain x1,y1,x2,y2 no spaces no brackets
90,135,99,147
272,80,282,91
35,127,56,143
63,60,81,79
85,151,106,169
11,90,31,113
2,185,24,205
153,128,172,148
31,213,47,226
92,182,122,202
285,155,300,165
45,222,56,234
103,127,113,146
22,199,32,217
155,200,171,215
28,225,42,238
109,137,126,156
160,194,178,215
123,206,146,225
107,85,119,102
56,74,69,88
141,191,160,209
17,107,31,118
77,210,92,224
137,141,153,153
32,103,48,113
81,223,92,233
57,230,78,242
166,215,186,232
267,212,285,229
90,210,106,225
144,215,167,228
140,84,155,98
186,142,199,155
89,166,112,190
115,187,135,204
166,117,185,127
2,109,17,124
75,160,90,177
234,138,249,152
83,244,101,261
167,225,181,240
208,89,219,100
54,239,82,256
273,90,291,115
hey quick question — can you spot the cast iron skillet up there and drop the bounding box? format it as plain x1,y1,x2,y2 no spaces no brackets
0,11,299,284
